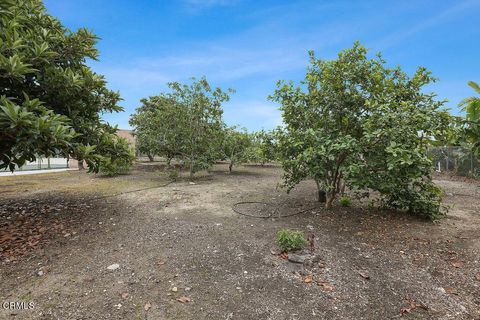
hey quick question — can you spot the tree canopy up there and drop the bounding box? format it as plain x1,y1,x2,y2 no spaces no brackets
459,81,480,155
271,42,450,219
129,95,183,163
0,0,131,172
130,77,233,177
222,126,251,172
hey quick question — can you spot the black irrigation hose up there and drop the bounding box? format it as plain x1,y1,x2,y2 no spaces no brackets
88,181,317,219
232,201,318,219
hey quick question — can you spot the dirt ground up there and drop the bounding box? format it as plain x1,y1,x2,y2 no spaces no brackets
0,163,479,320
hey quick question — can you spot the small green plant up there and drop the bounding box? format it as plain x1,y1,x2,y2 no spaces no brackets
168,170,179,180
276,229,307,252
339,195,351,207
99,158,132,177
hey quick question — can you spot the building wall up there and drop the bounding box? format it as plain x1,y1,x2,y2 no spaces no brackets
117,129,136,152
68,158,79,169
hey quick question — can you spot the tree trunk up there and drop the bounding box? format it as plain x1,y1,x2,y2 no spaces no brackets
147,153,154,162
340,182,346,196
78,160,85,170
315,180,326,203
325,191,336,209
189,157,194,180
229,161,233,173
167,157,172,167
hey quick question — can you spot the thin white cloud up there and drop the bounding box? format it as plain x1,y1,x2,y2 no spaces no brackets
182,0,239,13
99,68,170,88
136,46,306,82
100,0,471,131
375,0,480,49
224,100,283,130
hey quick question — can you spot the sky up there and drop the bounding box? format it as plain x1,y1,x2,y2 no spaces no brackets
43,0,480,131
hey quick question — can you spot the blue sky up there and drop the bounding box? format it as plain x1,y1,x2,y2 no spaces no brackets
43,0,480,131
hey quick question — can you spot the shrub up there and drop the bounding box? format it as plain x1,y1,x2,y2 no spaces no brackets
276,229,307,252
381,179,448,220
99,158,132,177
367,199,377,209
339,195,351,207
168,170,179,180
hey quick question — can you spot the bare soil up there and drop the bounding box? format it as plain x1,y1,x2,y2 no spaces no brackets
0,163,479,319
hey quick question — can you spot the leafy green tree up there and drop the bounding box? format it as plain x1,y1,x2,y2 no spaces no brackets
97,133,135,176
132,124,159,162
271,42,449,219
129,103,159,162
460,81,480,122
0,96,75,171
0,0,127,172
132,77,232,177
245,129,277,165
222,126,251,172
256,129,277,165
169,77,233,178
459,81,480,155
129,95,185,164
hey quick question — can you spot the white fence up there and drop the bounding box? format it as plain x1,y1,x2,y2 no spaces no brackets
15,157,69,171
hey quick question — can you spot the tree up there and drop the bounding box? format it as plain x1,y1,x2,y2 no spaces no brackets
222,126,251,172
169,77,233,178
131,77,233,177
97,132,135,176
0,0,127,172
244,129,277,166
129,95,185,164
459,81,480,155
256,129,277,165
460,81,480,122
270,42,449,219
0,96,75,171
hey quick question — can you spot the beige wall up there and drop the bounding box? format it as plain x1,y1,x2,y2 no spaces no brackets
68,158,79,169
117,129,136,152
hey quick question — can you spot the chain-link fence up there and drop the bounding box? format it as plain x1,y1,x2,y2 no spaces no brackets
428,146,480,178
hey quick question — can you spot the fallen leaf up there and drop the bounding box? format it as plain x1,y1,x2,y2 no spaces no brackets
303,274,313,284
316,281,333,291
270,248,280,255
476,272,480,281
176,296,191,303
144,302,152,311
121,292,129,299
357,270,370,280
400,296,427,314
450,260,464,268
444,287,458,295
279,252,288,260
400,299,416,314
